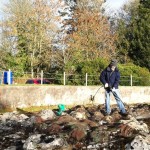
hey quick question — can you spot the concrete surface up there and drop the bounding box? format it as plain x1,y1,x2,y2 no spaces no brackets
0,86,150,109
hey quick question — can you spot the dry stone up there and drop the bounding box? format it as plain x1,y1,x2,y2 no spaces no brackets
125,135,150,150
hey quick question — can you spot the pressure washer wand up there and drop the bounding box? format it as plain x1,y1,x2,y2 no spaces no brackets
90,85,103,102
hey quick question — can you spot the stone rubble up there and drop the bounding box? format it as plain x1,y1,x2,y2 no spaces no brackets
125,135,150,150
0,103,149,150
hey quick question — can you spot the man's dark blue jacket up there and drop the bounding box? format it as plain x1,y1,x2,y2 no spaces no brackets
100,66,120,89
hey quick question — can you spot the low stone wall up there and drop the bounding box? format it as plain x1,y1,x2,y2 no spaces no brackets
0,86,150,109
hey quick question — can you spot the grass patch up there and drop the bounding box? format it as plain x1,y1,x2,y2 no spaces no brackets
22,105,77,112
0,108,13,114
0,105,77,114
22,105,58,112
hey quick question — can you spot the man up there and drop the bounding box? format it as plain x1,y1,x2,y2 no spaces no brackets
100,59,127,116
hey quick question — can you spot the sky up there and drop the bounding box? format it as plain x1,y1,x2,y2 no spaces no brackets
0,0,9,20
105,0,128,10
0,0,129,20
103,0,130,16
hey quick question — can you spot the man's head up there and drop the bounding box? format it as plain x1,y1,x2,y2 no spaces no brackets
109,59,117,71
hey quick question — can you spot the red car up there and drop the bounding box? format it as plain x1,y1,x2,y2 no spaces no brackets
25,79,51,84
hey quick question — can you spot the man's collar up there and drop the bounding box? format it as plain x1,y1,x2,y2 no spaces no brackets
107,66,118,72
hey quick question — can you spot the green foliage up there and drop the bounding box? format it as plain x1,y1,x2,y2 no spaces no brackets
64,59,150,86
119,63,150,86
1,52,28,77
116,0,150,70
129,2,150,69
116,20,130,63
65,58,108,85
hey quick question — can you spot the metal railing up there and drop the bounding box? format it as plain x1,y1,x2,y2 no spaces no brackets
0,70,150,86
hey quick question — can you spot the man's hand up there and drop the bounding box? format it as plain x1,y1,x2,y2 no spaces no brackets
105,83,108,88
112,87,116,92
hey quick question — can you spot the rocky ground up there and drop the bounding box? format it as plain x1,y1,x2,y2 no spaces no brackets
0,103,150,150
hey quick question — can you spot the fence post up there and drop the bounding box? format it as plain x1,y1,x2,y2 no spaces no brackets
64,72,66,85
0,71,2,84
41,70,43,84
8,69,11,85
130,74,133,86
85,73,88,86
31,69,34,78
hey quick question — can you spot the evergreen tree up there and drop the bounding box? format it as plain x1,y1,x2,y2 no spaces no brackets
117,0,150,69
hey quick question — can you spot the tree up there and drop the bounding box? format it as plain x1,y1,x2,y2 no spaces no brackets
116,0,150,69
128,0,150,69
0,0,60,75
59,0,117,73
